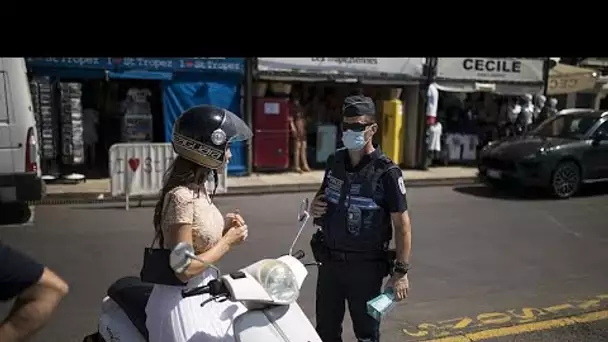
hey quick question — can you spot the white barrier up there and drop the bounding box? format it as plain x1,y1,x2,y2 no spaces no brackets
109,143,227,210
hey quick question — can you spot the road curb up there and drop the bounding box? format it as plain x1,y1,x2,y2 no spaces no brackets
30,177,479,206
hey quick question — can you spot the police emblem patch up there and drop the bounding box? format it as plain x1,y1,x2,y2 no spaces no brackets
398,177,406,195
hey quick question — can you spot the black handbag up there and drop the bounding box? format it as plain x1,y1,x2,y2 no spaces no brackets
140,228,187,286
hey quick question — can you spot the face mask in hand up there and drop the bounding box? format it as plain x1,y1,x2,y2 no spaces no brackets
342,129,368,151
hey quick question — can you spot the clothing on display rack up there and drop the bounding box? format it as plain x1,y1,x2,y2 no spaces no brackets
30,77,57,161
121,87,153,142
60,82,85,165
426,121,446,165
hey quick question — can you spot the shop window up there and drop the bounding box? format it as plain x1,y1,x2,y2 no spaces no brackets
576,93,595,108
553,94,568,110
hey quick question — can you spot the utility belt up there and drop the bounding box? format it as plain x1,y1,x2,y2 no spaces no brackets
310,230,396,271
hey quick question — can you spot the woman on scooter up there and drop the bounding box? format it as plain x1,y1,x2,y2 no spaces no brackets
145,105,253,342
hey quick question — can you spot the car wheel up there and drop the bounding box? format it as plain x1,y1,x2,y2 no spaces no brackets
0,202,32,225
551,161,581,199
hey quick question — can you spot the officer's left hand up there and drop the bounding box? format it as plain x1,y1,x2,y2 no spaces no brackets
386,274,409,301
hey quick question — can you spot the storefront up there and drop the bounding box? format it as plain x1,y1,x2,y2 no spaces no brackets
547,62,601,110
429,57,546,165
25,57,246,179
252,58,424,171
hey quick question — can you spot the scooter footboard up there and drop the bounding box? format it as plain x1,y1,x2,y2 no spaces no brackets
234,303,322,342
99,297,146,342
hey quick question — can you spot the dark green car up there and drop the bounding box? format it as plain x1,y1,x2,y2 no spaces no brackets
478,109,608,198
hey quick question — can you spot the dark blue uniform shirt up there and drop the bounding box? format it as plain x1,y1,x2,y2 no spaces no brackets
320,148,408,215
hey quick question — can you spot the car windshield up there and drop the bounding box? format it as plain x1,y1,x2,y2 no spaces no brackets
529,114,599,139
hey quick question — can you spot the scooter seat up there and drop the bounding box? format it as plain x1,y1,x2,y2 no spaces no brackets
107,276,153,340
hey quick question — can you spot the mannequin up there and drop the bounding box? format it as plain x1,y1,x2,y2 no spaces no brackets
517,94,534,133
289,96,310,173
548,98,559,117
426,83,439,125
534,95,546,123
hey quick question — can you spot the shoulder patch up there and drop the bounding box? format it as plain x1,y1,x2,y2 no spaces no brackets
398,176,406,195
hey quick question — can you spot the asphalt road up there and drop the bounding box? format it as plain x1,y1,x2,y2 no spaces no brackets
1,185,608,342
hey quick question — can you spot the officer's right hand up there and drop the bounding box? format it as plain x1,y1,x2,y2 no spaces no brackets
310,194,327,218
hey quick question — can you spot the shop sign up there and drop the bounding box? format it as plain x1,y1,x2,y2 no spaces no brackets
25,57,113,69
547,74,597,95
114,57,244,74
436,58,545,83
257,58,424,77
26,57,245,74
109,143,227,210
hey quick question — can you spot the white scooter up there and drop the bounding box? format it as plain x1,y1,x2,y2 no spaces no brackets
83,198,322,342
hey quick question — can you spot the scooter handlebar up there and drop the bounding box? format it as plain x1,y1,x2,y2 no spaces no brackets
181,279,228,299
182,285,209,298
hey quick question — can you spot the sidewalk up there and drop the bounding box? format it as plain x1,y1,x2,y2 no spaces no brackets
41,166,478,204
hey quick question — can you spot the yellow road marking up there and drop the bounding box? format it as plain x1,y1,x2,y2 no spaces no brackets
420,309,608,342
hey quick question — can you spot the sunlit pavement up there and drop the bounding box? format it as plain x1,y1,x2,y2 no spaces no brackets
1,184,607,341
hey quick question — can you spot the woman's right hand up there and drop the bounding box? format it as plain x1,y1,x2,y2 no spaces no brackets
222,225,248,246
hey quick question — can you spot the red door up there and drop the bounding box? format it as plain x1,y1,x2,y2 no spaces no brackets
253,97,290,170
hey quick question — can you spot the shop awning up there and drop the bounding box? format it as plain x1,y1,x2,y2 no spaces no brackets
27,67,107,80
547,64,598,95
433,80,543,96
107,70,173,80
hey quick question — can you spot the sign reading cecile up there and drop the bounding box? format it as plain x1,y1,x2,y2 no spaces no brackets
436,58,545,83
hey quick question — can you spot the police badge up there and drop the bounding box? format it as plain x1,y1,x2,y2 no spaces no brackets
347,205,362,236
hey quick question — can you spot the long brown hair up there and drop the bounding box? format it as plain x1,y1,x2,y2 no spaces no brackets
152,156,211,242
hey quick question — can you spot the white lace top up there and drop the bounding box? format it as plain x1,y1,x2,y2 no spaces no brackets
161,184,224,254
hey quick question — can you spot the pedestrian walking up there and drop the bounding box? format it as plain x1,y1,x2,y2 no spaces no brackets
309,95,413,342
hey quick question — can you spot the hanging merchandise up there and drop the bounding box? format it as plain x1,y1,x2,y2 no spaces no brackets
121,87,153,142
30,77,61,179
59,82,85,165
30,77,57,160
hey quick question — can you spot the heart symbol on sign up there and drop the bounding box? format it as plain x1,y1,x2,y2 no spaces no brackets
128,158,140,172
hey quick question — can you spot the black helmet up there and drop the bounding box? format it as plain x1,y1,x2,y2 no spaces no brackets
172,105,252,170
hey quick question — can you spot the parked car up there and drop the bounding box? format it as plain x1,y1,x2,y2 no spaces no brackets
478,109,608,198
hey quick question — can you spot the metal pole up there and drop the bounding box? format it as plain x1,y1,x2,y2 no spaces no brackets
542,57,550,97
416,57,436,170
244,58,254,176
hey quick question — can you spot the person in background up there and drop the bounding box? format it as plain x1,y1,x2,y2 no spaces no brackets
82,97,100,170
289,94,311,173
0,241,69,342
310,95,412,342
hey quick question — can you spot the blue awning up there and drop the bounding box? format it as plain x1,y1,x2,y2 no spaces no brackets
107,70,173,81
27,67,106,79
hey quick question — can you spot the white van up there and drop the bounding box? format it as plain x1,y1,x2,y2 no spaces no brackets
0,58,45,204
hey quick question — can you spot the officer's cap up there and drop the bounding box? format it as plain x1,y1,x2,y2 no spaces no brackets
342,95,376,118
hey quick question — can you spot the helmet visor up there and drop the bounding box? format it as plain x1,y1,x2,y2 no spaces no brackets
222,110,253,143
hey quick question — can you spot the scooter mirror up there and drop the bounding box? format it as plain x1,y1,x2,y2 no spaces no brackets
170,242,195,273
298,198,310,222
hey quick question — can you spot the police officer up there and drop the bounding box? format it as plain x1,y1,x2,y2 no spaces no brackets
310,95,412,342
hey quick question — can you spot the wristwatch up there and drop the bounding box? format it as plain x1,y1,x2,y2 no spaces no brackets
393,261,410,275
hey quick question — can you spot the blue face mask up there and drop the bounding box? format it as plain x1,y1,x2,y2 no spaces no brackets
342,129,368,151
